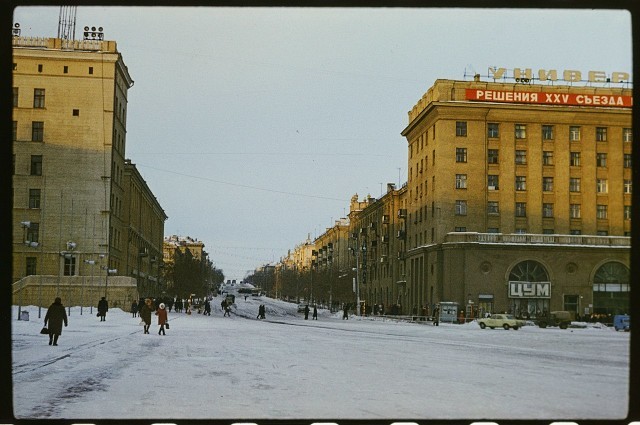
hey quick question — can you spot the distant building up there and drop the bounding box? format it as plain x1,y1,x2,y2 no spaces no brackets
12,34,166,308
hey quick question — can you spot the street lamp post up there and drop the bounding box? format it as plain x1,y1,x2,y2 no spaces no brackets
83,259,96,315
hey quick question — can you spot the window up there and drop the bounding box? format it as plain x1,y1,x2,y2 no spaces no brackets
64,256,76,276
13,121,17,141
542,125,554,140
488,123,499,138
597,230,609,236
33,89,45,108
488,227,499,233
89,67,94,75
515,150,527,165
64,65,68,73
515,202,527,217
29,189,41,209
488,149,499,164
515,176,527,191
515,228,527,234
570,152,581,166
596,205,608,219
26,257,37,276
624,206,631,220
455,227,467,232
456,174,467,189
624,179,632,194
570,229,582,235
596,127,607,142
456,121,467,137
542,177,554,192
543,203,554,218
624,154,632,168
32,121,44,142
73,109,80,116
38,64,43,73
596,153,607,167
597,179,608,194
432,150,435,166
13,87,18,107
488,175,499,190
487,201,499,215
456,148,467,163
30,155,42,176
570,126,581,141
26,222,39,243
542,151,553,166
570,178,581,193
570,204,581,219
543,229,554,235
515,124,527,139
455,200,467,215
623,128,632,142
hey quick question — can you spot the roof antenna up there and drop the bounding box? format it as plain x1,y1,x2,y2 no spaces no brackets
57,6,77,41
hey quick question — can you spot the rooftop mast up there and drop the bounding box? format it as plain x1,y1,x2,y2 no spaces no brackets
57,6,77,40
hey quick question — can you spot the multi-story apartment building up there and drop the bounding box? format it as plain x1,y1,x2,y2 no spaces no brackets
399,77,631,319
12,34,166,308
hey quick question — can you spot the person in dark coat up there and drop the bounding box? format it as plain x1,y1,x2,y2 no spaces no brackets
304,304,310,320
312,305,318,320
139,298,153,334
131,301,138,318
156,302,168,335
44,297,68,346
98,297,108,321
203,299,211,316
343,304,349,320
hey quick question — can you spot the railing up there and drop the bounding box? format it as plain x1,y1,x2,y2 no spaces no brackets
445,232,631,247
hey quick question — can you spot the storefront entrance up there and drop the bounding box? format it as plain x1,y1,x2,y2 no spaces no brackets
507,260,551,319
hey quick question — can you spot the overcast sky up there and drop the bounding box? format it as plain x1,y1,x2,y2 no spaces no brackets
12,6,633,280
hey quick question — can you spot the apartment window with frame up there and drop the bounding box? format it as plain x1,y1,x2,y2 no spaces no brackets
597,179,608,194
596,153,607,167
570,178,581,193
623,128,632,142
624,206,631,220
487,227,499,233
33,88,45,108
570,126,581,141
455,200,467,215
543,229,554,235
542,151,553,166
26,257,37,276
63,256,77,276
542,125,554,140
487,201,499,215
624,154,632,168
455,227,467,232
26,222,39,244
596,205,608,219
596,127,607,142
624,179,632,194
32,121,44,142
13,87,18,107
30,155,42,176
488,123,499,138
543,203,554,218
515,228,527,234
515,202,527,217
542,177,554,192
29,189,41,209
515,124,527,139
456,121,467,137
456,148,467,163
570,204,581,219
515,176,526,191
455,174,467,189
515,150,527,165
488,149,499,164
597,230,609,236
570,152,581,166
488,175,499,190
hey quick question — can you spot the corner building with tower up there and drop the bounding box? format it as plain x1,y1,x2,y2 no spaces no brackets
397,78,631,320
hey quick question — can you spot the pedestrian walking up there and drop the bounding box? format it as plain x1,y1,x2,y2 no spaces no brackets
204,299,211,316
433,305,440,326
44,297,68,346
140,298,153,334
304,304,310,320
224,303,231,317
97,296,109,321
343,304,349,320
156,302,168,335
313,305,318,320
131,301,138,318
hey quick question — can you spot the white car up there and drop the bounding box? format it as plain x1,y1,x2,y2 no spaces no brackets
477,314,526,330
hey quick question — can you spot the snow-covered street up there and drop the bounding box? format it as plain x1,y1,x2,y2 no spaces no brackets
11,295,630,420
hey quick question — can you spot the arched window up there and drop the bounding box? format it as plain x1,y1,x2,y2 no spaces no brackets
508,260,550,319
593,262,630,316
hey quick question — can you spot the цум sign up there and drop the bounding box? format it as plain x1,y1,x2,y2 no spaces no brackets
508,281,551,299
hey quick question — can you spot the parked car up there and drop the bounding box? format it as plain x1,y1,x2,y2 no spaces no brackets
477,314,526,330
536,311,572,329
614,314,630,331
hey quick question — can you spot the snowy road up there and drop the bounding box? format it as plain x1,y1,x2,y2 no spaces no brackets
11,296,630,420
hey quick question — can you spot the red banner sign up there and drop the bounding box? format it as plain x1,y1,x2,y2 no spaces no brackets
465,89,633,108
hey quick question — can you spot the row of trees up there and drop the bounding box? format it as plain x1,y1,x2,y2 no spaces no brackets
162,249,224,300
